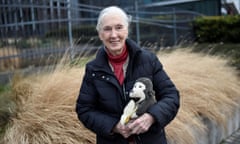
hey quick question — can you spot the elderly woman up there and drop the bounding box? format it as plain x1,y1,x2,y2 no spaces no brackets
76,6,179,144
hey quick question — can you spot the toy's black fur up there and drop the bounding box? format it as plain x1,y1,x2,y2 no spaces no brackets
130,77,156,116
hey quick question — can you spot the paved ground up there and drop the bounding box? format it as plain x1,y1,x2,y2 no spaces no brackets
221,128,240,144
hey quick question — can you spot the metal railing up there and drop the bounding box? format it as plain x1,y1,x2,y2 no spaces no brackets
0,0,202,72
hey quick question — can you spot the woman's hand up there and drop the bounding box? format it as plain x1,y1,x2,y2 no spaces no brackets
113,122,132,138
126,113,155,135
113,113,155,138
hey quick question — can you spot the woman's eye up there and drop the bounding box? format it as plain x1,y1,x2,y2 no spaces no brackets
103,27,112,32
116,25,124,30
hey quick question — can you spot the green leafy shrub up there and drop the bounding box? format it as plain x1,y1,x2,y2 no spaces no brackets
193,15,240,43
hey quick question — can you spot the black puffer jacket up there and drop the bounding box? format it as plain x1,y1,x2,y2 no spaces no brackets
76,39,180,144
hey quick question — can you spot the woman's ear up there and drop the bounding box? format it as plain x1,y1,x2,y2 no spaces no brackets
98,32,103,41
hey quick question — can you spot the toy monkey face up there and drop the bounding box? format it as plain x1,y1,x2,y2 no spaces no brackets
129,81,146,103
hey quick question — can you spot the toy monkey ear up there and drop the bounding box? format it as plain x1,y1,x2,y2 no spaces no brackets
148,90,155,97
147,91,151,96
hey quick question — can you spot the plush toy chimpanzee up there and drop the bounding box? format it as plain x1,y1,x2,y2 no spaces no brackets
120,77,156,125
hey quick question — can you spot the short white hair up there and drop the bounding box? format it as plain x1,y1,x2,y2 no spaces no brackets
96,6,131,32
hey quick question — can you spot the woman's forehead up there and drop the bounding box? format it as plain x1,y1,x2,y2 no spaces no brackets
101,14,126,26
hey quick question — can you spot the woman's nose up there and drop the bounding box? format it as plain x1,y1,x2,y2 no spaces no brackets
110,29,118,37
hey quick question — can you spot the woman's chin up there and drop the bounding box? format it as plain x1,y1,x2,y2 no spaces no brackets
108,47,123,55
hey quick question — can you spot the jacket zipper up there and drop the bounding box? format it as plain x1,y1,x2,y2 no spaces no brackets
136,135,142,144
122,83,127,102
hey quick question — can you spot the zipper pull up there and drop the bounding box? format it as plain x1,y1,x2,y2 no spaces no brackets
122,83,127,102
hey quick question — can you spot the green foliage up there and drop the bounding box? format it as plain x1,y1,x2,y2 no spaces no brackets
45,25,101,45
0,85,16,139
193,15,240,43
12,38,55,49
16,39,32,49
0,85,9,94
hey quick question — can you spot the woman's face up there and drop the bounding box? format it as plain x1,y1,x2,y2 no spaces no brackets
98,14,128,56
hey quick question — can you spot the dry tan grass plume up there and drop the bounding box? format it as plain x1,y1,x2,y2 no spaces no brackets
2,48,240,144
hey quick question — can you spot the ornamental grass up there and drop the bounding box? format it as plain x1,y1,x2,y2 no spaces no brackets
161,49,240,143
2,48,240,144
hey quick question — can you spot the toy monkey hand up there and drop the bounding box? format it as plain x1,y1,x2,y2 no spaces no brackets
120,100,137,125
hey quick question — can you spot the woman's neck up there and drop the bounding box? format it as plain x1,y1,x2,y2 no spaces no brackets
107,44,128,63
